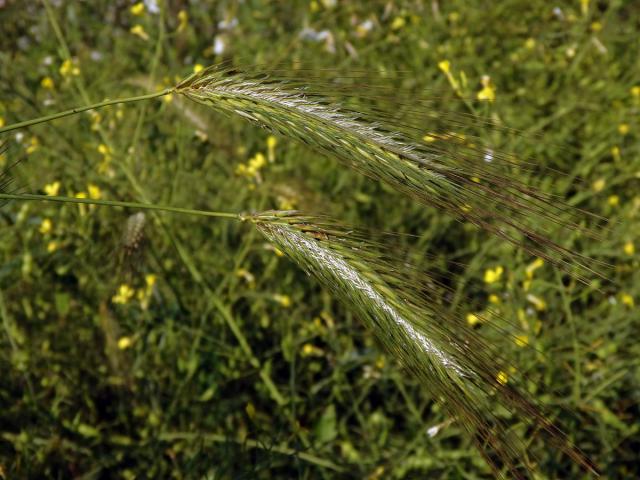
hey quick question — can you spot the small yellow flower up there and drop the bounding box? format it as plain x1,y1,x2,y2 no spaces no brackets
438,60,451,74
248,152,266,171
26,136,40,154
592,178,605,192
113,284,135,304
611,146,621,160
631,86,640,98
267,135,277,162
496,371,508,385
618,123,630,135
44,181,61,196
624,241,635,256
145,274,157,288
423,134,437,143
97,144,110,156
41,76,55,90
47,241,59,253
525,258,544,279
477,75,496,102
193,63,204,74
489,294,501,305
177,10,188,32
608,195,619,207
39,218,53,235
390,16,405,31
87,183,102,200
524,38,536,50
590,21,602,32
274,248,284,257
301,343,323,357
514,335,529,347
130,24,149,40
273,294,291,308
75,191,87,199
621,293,634,308
466,313,480,326
59,59,80,77
484,266,504,284
0,116,4,128
117,336,133,350
130,2,145,15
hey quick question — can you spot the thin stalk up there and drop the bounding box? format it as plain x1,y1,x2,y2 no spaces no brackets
0,193,240,220
0,90,173,134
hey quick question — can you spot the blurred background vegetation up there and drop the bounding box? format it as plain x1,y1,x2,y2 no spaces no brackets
0,0,639,478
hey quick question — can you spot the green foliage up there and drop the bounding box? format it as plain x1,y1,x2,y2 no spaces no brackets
0,1,639,478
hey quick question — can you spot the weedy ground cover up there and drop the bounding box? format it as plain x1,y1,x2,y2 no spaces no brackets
0,1,639,478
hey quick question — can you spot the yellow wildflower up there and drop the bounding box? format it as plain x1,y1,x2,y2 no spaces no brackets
193,63,204,74
0,116,4,128
248,152,266,171
117,336,133,350
301,343,324,357
97,143,110,156
580,0,589,15
631,86,640,98
621,293,634,308
113,284,135,304
423,134,437,143
618,123,630,135
390,16,405,31
41,76,55,90
39,218,53,235
130,2,145,15
75,191,87,199
26,136,39,154
484,266,504,284
489,294,501,305
526,258,544,279
466,313,480,326
591,21,602,32
235,268,256,286
47,241,59,253
59,59,80,77
608,195,619,207
273,294,291,308
130,24,149,40
496,371,508,385
438,60,451,74
477,75,496,102
44,181,61,196
267,135,277,162
524,38,536,50
624,241,635,256
592,178,605,192
611,146,621,161
177,10,188,32
88,184,102,200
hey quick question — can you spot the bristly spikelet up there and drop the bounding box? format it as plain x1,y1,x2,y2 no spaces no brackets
251,210,597,479
176,65,605,282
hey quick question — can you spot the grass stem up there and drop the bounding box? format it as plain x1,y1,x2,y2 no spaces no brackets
0,90,173,134
0,193,240,220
